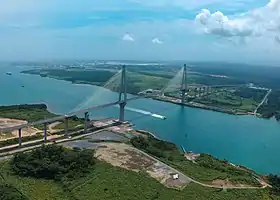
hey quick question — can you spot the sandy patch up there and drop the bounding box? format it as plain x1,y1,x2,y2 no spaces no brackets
95,143,190,189
0,118,42,140
48,122,62,134
95,143,155,172
0,118,27,129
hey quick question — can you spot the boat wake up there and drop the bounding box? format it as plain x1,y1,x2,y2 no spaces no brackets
123,106,166,120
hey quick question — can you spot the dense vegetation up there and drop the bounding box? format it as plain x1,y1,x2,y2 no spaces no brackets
234,87,267,103
131,136,260,186
22,69,115,86
22,69,169,94
0,104,56,123
21,63,280,118
12,145,95,180
0,142,277,200
189,62,280,89
0,159,275,200
258,90,280,120
131,135,181,160
0,183,28,200
268,175,280,196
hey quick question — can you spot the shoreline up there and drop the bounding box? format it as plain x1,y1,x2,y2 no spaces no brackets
152,96,257,117
0,103,277,176
20,71,273,120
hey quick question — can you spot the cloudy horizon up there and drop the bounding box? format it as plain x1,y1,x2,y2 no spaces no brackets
0,0,280,65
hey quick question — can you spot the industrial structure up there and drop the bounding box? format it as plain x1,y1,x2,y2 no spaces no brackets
181,64,188,104
0,65,189,147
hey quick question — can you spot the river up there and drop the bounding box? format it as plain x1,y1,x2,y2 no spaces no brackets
1,65,280,175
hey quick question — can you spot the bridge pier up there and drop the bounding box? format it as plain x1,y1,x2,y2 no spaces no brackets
181,64,187,104
64,118,69,136
119,102,126,122
118,65,127,122
18,128,22,147
84,112,89,133
44,123,47,142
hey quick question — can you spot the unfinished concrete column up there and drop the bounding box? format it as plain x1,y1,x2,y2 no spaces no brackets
64,118,69,136
84,112,89,133
18,128,22,146
118,65,127,122
119,102,126,122
181,64,187,104
44,123,47,142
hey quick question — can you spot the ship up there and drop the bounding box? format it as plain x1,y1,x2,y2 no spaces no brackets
6,72,12,75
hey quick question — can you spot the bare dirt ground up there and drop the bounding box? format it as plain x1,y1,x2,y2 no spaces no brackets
0,118,41,141
211,179,255,188
0,118,27,129
95,142,190,189
48,122,62,134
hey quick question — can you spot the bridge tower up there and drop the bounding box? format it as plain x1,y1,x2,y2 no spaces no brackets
119,65,127,122
181,64,188,104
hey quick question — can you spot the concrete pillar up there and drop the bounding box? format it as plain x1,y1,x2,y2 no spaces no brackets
84,112,89,133
119,102,126,122
44,123,47,142
18,128,22,146
119,65,127,122
181,64,187,104
64,118,69,136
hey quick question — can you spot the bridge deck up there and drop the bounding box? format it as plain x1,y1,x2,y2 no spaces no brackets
0,96,143,132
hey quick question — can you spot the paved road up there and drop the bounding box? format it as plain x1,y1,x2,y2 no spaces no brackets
254,89,272,115
61,140,102,150
85,131,128,142
0,129,269,190
133,148,268,190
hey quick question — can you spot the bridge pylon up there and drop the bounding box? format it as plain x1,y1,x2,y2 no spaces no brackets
119,65,127,122
181,64,188,104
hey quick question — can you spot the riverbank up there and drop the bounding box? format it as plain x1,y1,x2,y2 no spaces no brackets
21,69,267,118
0,121,270,190
152,96,254,117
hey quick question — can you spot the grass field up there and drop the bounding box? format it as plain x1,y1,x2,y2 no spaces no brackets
195,91,259,112
0,159,276,200
0,104,84,131
131,136,261,187
166,155,260,186
0,104,56,123
53,119,84,130
0,161,72,200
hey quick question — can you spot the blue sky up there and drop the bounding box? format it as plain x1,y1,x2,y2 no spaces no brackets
0,0,280,64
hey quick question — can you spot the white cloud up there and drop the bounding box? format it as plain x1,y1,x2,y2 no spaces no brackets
276,36,280,43
122,33,135,41
152,37,163,44
130,0,225,10
195,0,280,41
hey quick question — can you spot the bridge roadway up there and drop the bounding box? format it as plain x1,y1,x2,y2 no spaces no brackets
0,96,143,132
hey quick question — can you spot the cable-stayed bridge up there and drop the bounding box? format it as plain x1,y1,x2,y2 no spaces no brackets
0,64,245,146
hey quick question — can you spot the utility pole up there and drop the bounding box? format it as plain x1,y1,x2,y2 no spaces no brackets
181,64,187,104
119,65,127,122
